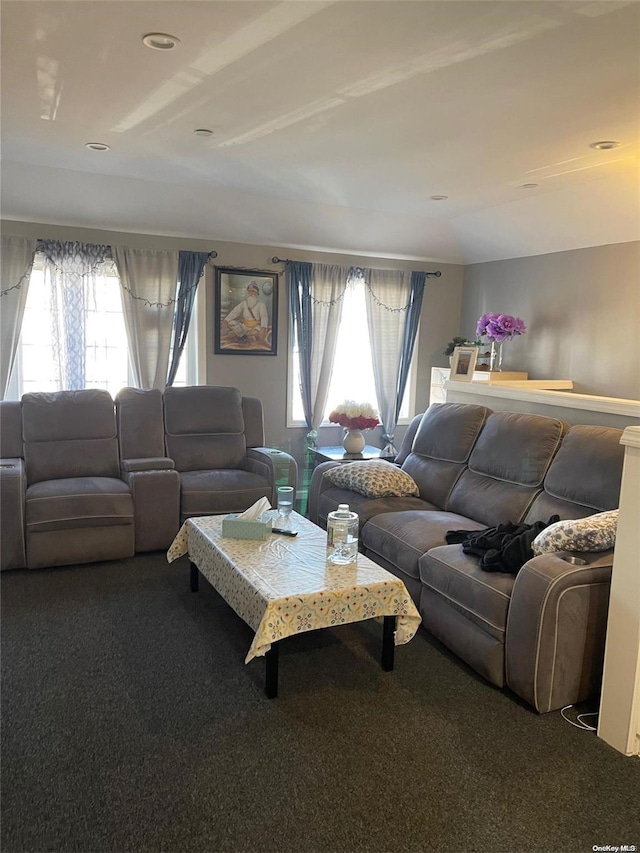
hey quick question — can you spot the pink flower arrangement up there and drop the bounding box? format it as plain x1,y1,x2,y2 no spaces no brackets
328,401,380,431
476,312,527,343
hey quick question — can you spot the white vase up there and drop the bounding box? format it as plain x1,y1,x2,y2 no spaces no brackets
343,428,366,454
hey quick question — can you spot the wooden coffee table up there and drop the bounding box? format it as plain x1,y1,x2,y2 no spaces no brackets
167,511,421,698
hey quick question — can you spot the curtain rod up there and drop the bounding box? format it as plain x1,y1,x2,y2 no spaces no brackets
33,239,218,262
270,256,441,277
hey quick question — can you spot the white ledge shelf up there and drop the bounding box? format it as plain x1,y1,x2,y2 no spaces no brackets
621,426,640,449
444,380,640,419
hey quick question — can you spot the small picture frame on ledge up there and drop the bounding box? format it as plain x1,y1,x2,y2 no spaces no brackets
450,346,478,381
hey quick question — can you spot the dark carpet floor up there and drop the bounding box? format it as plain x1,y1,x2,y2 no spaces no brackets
1,553,639,853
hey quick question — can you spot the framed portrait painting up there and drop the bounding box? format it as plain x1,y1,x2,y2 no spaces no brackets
450,346,478,381
214,268,278,356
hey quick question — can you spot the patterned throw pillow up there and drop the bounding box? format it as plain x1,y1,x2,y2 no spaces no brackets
531,510,619,556
324,460,420,498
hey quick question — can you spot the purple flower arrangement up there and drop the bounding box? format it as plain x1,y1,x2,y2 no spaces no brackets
476,313,527,343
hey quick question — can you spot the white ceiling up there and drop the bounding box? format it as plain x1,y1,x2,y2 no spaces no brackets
1,0,639,264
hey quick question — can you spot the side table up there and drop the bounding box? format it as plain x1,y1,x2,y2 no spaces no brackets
312,445,384,466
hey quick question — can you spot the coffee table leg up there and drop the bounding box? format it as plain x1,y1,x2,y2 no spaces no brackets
190,561,199,593
265,643,279,699
382,616,396,671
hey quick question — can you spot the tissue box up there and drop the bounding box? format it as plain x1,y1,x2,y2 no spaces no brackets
221,514,273,540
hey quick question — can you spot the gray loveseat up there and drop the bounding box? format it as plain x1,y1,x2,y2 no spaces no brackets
0,386,297,571
309,402,624,713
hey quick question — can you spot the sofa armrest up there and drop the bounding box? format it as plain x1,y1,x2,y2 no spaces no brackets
505,550,614,713
120,457,175,473
0,458,27,570
121,468,181,552
307,460,343,525
245,448,298,506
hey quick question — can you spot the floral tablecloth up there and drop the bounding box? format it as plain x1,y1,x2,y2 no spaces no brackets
167,512,421,663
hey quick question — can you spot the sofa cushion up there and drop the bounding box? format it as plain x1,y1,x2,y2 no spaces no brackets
468,412,565,486
179,469,271,517
362,510,486,580
446,412,566,526
400,403,490,509
164,386,245,434
525,426,624,524
25,477,134,533
315,488,435,530
22,388,120,484
22,390,120,484
532,510,618,556
22,389,116,443
419,544,515,641
164,386,247,472
543,426,623,510
116,387,166,460
324,460,419,498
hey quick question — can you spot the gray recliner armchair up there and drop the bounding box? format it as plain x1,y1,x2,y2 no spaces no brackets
0,400,27,571
22,389,135,569
163,386,297,520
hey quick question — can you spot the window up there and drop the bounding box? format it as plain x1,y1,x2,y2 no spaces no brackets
169,342,189,387
288,278,415,425
5,255,195,399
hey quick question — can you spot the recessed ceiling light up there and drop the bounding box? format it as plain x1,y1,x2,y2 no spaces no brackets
142,32,181,50
589,140,620,150
194,128,214,137
521,183,538,188
429,195,448,201
85,142,110,151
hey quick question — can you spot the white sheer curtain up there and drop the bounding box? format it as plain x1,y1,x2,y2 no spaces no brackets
0,236,37,399
308,264,347,429
289,262,347,442
40,241,113,391
113,247,179,390
364,268,413,457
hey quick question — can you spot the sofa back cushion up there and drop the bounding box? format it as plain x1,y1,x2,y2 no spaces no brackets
0,400,23,458
400,403,491,509
22,390,120,484
116,387,166,459
164,386,247,472
524,425,624,523
447,411,566,526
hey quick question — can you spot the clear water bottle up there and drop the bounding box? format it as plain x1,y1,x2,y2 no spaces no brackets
326,504,359,566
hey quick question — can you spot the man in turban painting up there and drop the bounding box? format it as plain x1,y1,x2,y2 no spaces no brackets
222,281,270,348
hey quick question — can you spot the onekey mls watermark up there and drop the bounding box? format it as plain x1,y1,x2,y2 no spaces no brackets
592,846,637,852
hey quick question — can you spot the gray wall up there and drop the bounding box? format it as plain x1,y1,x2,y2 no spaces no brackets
460,241,640,400
1,220,464,469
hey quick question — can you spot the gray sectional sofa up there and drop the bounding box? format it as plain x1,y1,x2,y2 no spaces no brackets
0,386,297,571
309,402,625,713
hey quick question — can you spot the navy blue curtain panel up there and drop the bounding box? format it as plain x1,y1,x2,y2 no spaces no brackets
395,270,426,422
166,251,209,386
288,260,314,428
